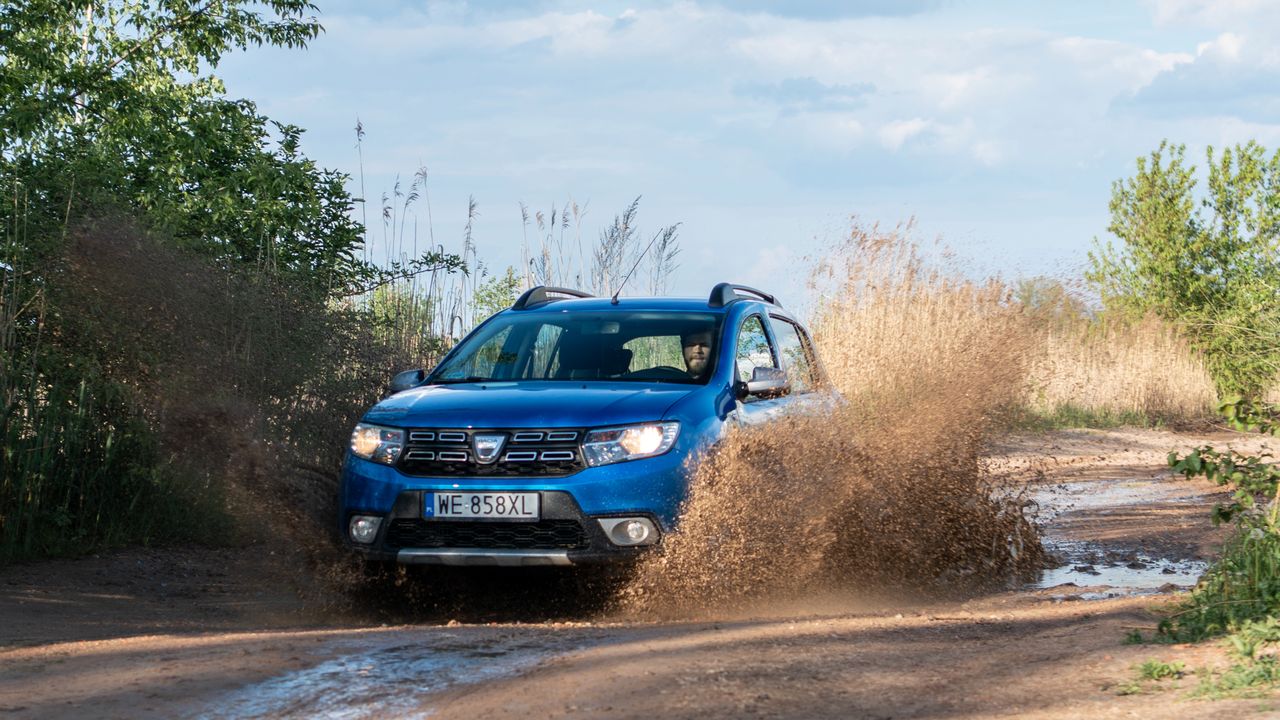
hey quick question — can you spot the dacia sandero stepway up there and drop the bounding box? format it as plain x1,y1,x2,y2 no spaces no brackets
339,283,826,568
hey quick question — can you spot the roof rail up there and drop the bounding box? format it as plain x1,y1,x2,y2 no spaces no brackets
707,282,780,308
511,285,594,310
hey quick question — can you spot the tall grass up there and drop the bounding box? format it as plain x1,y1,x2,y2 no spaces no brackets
1027,315,1218,425
801,223,1219,428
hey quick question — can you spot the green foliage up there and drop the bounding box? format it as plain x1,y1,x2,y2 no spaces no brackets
0,0,321,150
1169,446,1280,526
0,1,467,563
1219,396,1280,436
1137,660,1186,681
1193,618,1280,697
1087,141,1280,401
1162,445,1280,694
471,266,522,323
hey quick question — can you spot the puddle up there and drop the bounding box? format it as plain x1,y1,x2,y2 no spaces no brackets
1033,539,1206,592
1030,478,1192,522
194,635,567,719
1027,479,1208,597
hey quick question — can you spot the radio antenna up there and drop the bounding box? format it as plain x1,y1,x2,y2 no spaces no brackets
612,224,680,304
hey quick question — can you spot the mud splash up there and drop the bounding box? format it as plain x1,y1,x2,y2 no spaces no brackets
618,408,1044,615
618,226,1047,615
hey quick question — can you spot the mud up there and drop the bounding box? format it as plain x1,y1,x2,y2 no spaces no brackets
202,633,596,720
620,406,1042,616
3,428,1279,719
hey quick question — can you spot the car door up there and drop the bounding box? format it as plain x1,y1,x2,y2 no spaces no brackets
767,313,829,413
730,313,790,426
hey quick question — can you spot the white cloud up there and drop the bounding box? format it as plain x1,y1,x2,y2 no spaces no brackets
879,118,930,150
1196,31,1245,61
1146,0,1272,26
213,1,1280,292
970,141,1002,166
1049,37,1193,92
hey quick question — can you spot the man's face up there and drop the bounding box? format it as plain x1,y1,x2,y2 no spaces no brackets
681,331,713,377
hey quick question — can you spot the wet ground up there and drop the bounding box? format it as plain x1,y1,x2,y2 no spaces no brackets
2,428,1278,719
1032,478,1211,599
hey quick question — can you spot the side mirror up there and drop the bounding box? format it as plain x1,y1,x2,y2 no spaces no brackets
735,366,791,401
388,368,426,396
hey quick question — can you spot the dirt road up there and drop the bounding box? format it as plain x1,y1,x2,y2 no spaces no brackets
2,428,1277,718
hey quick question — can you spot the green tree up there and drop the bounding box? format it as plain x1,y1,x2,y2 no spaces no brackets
0,1,468,561
1088,141,1280,400
1,1,465,296
0,1,320,150
472,266,522,322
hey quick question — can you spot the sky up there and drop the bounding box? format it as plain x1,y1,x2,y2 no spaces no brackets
216,0,1280,301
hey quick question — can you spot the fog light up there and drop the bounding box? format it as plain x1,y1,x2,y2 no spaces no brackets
349,515,382,544
597,517,659,547
624,520,649,543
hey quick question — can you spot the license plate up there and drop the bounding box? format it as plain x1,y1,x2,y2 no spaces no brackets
424,492,540,520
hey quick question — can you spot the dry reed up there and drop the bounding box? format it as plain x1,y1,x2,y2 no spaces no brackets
1027,315,1217,423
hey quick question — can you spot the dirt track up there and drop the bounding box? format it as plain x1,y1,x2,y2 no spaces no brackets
2,428,1278,719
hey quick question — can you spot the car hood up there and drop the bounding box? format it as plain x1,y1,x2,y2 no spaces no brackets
362,381,696,428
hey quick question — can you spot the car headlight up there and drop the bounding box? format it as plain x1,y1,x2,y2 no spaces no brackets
350,422,405,465
582,422,680,467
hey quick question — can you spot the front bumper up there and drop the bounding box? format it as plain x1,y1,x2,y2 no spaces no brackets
340,440,697,566
344,489,659,566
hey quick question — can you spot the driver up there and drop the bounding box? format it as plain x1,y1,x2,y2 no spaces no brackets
680,329,713,380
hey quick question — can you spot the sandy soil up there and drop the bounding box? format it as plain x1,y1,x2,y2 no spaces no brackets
2,428,1277,719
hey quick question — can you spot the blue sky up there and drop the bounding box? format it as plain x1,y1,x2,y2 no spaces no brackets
216,0,1280,300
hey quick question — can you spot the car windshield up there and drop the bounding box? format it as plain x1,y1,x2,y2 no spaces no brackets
429,311,723,385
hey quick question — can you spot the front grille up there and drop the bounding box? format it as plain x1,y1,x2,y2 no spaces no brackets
385,519,590,550
397,428,586,477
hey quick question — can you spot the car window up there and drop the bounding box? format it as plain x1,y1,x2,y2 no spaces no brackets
528,323,564,378
431,311,723,384
446,326,515,379
735,315,778,387
769,315,817,393
624,335,684,371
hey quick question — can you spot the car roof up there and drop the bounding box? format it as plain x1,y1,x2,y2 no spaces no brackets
507,296,727,313
503,295,804,324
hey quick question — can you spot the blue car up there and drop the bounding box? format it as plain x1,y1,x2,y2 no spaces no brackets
339,283,827,568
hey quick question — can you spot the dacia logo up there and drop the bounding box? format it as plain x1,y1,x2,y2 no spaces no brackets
472,433,507,464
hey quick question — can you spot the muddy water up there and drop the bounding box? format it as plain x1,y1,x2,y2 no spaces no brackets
196,632,597,720
1029,477,1209,597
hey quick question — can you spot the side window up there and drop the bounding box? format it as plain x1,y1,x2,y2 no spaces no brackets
734,315,778,385
769,316,817,393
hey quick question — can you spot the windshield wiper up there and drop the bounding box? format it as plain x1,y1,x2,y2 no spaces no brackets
428,376,493,385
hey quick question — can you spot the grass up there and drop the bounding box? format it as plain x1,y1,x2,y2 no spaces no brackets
806,223,1218,431
1138,659,1187,680
1010,403,1169,431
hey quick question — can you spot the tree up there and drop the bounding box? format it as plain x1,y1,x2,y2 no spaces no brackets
1088,141,1280,400
0,1,466,297
0,0,320,151
472,266,522,322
